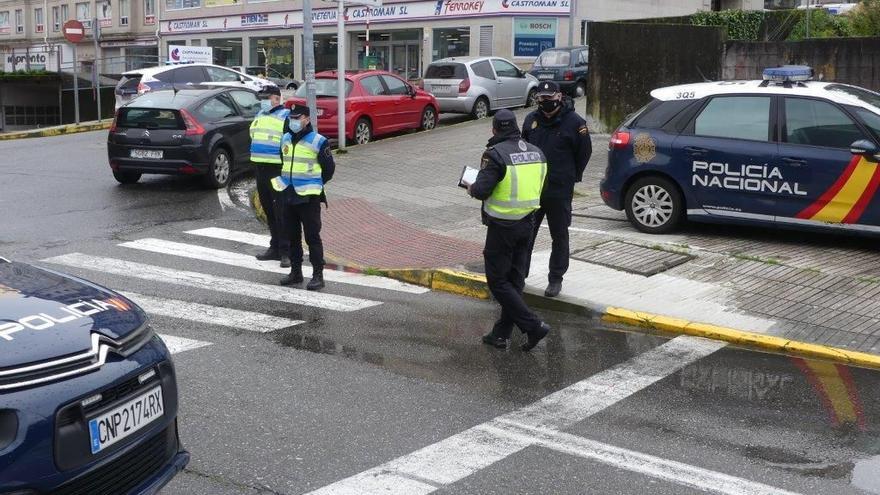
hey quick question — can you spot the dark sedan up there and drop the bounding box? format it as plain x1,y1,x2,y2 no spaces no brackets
108,87,262,188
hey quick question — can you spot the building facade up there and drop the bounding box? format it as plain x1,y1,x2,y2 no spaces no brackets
157,0,763,81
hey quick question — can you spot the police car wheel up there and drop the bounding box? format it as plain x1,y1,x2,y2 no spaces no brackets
355,118,372,145
113,170,141,185
420,107,437,131
625,176,683,234
204,148,231,189
472,98,489,119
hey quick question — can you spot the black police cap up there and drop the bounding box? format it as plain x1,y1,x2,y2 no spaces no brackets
536,80,560,96
258,85,281,97
290,104,310,118
493,109,519,132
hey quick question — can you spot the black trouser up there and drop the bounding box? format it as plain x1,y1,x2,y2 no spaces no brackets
485,216,543,339
254,164,282,250
278,200,324,270
532,196,572,283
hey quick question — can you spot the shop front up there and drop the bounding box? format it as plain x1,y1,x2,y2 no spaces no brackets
353,29,422,81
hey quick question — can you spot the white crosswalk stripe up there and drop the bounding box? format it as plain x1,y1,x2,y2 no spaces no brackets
120,238,429,294
186,227,273,248
43,253,382,312
158,334,211,354
122,291,304,333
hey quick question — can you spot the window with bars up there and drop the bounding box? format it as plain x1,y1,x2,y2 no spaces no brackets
3,106,61,127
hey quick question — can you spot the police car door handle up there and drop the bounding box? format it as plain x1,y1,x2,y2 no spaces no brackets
782,157,807,167
684,146,708,155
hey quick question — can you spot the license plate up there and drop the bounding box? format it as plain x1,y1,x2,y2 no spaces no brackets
538,74,555,80
432,85,452,94
130,149,163,159
88,386,164,454
317,108,324,116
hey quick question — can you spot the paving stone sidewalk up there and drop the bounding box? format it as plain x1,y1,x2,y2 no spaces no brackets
320,98,880,357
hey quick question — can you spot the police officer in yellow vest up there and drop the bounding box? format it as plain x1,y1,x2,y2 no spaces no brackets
250,85,291,267
468,109,552,351
273,104,335,291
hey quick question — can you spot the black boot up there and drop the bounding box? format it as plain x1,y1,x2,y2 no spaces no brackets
280,265,304,286
280,254,291,269
544,281,562,298
307,268,325,291
256,247,281,261
481,332,507,349
521,322,551,352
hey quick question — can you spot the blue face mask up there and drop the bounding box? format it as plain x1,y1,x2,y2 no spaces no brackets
289,118,303,133
260,100,272,112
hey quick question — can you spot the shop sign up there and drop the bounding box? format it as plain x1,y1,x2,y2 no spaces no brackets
434,0,485,15
241,13,269,27
168,45,213,64
4,46,60,72
513,17,556,57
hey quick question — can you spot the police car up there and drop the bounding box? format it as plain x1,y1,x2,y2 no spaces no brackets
0,257,188,494
600,66,880,235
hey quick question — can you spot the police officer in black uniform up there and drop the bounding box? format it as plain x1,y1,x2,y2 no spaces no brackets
469,109,552,352
277,105,336,291
522,80,592,298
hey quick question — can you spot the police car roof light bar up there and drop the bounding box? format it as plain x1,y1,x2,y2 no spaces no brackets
762,65,813,83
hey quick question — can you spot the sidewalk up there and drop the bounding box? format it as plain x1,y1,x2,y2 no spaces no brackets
254,99,880,368
0,120,110,140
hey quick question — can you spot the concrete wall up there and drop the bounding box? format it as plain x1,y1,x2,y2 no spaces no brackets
723,37,880,91
586,21,724,132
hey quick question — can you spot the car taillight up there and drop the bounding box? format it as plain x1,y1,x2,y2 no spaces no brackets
610,130,631,150
109,112,119,132
564,71,574,81
136,82,151,94
458,78,470,94
179,109,205,136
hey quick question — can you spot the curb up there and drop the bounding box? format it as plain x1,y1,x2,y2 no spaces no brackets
0,121,111,141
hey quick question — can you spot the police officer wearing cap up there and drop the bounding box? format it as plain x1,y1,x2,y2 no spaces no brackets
250,85,291,267
522,80,592,298
468,109,552,352
275,104,335,291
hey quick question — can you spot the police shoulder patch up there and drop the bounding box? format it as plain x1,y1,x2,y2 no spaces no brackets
518,140,528,151
480,155,490,169
578,125,589,135
531,120,538,129
282,144,290,154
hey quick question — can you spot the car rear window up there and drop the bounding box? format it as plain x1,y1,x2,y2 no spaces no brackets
155,66,206,84
632,99,693,130
117,108,183,129
116,74,142,93
826,84,880,110
535,50,570,67
295,79,353,97
425,63,467,79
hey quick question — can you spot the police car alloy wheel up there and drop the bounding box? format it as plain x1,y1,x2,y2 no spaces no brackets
355,118,372,145
625,176,684,234
472,98,489,119
420,107,437,131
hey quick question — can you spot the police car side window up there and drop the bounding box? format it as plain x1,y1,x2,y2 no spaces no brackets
855,109,880,140
694,96,770,142
784,97,865,149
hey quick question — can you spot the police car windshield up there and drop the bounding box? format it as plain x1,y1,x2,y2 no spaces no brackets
295,78,352,97
826,84,880,111
535,50,570,67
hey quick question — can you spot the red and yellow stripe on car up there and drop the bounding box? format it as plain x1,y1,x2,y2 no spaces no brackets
797,155,880,224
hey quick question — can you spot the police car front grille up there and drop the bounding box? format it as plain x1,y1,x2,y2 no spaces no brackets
53,425,174,495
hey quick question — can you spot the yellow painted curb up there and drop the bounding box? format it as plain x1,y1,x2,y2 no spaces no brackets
603,307,880,369
432,269,490,300
0,121,110,141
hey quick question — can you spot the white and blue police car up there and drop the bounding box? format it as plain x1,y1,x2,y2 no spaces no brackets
600,66,880,235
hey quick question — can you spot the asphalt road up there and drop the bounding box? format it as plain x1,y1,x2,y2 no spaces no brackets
2,130,880,495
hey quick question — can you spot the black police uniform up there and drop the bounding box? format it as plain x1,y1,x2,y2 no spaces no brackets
277,116,336,289
253,86,290,264
470,110,550,351
522,82,592,293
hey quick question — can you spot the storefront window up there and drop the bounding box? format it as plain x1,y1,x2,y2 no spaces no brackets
165,0,201,10
208,38,242,67
312,34,338,73
432,28,469,61
250,37,294,80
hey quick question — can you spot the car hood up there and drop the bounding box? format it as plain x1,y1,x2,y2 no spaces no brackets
0,261,146,369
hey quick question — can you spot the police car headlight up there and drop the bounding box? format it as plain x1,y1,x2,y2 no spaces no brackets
0,410,18,451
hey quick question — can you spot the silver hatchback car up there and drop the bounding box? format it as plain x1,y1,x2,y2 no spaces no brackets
422,56,539,119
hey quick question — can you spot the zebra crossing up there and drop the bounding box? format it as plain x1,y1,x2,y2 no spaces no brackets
40,226,429,357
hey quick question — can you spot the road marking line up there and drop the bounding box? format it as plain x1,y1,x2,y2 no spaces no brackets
43,253,382,313
121,291,304,333
159,334,211,355
484,420,801,495
120,238,429,295
185,227,273,248
306,336,726,495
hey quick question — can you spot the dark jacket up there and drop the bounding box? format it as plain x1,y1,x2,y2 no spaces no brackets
469,130,531,227
280,123,335,205
521,97,592,199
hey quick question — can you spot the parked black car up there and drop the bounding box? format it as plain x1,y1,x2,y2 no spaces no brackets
528,46,589,98
108,87,262,188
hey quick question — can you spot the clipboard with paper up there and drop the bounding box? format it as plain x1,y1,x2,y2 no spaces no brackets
458,165,479,189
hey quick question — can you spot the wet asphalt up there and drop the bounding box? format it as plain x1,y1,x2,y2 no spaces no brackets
1,130,880,494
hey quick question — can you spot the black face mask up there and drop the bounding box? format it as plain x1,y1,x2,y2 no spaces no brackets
540,99,561,113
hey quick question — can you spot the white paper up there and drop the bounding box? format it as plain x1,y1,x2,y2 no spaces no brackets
460,166,479,187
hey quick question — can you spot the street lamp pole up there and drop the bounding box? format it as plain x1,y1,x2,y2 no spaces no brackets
303,0,317,129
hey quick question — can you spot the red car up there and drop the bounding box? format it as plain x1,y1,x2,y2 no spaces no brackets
285,70,439,145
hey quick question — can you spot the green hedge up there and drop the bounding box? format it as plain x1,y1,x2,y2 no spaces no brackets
0,69,55,81
691,10,766,41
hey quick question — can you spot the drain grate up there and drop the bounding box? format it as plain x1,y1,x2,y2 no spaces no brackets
571,241,693,276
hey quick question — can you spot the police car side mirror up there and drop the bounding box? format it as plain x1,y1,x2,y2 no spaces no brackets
851,139,880,163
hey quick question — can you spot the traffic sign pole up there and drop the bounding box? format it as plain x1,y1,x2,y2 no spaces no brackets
62,20,85,125
93,16,102,122
337,0,345,150
73,44,79,124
